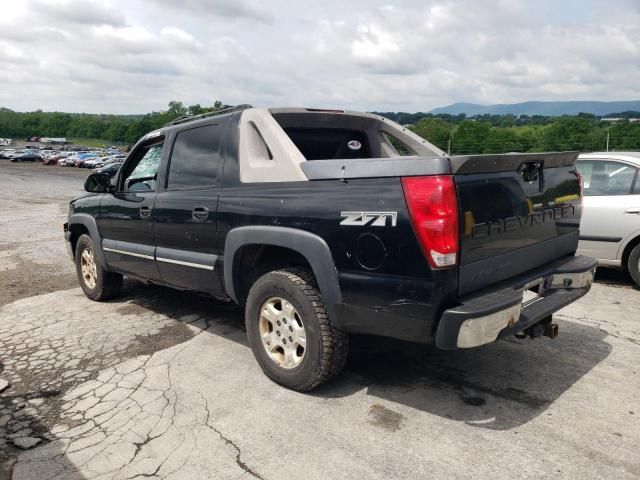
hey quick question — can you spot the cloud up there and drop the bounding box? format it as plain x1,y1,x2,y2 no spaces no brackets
33,0,126,27
0,0,637,113
149,0,273,24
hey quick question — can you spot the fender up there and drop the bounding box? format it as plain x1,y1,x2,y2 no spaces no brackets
67,213,107,267
223,226,343,320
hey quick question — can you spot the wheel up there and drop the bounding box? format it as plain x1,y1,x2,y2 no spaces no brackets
245,269,349,391
627,243,640,287
75,234,122,300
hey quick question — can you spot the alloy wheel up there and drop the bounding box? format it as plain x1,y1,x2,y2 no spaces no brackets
80,247,97,289
259,297,307,369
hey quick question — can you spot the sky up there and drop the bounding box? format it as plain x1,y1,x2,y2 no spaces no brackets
0,0,639,114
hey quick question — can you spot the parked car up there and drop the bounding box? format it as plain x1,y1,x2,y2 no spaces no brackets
60,153,86,166
73,153,99,167
1,149,16,159
81,157,102,169
43,152,70,165
92,155,127,168
11,150,42,162
93,161,122,178
5,149,24,160
65,106,596,391
576,152,640,286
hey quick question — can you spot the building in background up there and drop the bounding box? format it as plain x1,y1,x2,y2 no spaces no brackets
40,138,68,144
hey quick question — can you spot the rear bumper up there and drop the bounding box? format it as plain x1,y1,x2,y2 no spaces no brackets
435,255,597,350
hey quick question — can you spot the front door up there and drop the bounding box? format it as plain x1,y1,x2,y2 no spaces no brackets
97,136,165,280
153,122,224,295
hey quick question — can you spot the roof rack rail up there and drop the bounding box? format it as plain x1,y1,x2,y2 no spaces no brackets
166,104,253,126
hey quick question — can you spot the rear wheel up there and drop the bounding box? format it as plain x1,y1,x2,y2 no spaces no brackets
627,243,640,287
245,269,349,391
75,234,123,301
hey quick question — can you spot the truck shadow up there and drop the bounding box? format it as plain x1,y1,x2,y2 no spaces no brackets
119,280,611,432
318,323,611,430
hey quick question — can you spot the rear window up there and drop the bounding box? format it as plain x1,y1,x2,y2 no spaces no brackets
282,127,370,160
271,110,441,160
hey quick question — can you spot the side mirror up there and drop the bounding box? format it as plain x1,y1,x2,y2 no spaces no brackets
84,172,114,193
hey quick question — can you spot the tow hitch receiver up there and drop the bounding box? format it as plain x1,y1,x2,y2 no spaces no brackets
517,315,559,339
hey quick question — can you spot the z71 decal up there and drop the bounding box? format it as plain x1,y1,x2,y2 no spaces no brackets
340,211,398,227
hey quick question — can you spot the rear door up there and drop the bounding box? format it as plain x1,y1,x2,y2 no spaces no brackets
153,122,224,295
452,152,582,294
576,159,640,262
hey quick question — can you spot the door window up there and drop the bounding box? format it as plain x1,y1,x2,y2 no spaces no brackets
167,124,222,189
120,139,164,192
577,160,637,196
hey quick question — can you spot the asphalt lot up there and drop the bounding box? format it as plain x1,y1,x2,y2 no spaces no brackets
1,161,639,480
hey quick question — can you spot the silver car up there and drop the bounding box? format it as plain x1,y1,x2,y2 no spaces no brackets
576,152,640,286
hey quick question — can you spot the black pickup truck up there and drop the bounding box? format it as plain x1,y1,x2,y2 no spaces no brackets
65,105,596,391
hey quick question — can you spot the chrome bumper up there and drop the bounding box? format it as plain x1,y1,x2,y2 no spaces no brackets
436,255,597,350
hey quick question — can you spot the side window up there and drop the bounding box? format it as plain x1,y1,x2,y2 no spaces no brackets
167,124,221,189
381,131,413,156
121,139,164,192
577,160,637,196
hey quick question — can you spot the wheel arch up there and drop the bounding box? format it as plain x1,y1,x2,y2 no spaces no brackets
68,213,106,266
620,230,640,272
224,226,342,319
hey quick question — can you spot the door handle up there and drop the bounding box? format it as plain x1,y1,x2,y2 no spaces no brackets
192,206,209,222
624,208,640,215
139,206,152,219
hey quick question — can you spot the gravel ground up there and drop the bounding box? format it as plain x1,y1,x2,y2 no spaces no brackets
0,161,639,480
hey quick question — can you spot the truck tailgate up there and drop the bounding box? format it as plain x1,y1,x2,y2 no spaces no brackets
451,152,582,295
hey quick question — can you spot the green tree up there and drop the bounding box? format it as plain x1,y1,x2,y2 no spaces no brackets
609,121,640,151
451,120,491,154
409,117,453,151
167,100,187,118
540,116,597,151
188,104,204,116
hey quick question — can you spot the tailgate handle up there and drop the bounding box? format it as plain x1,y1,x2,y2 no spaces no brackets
625,208,640,215
519,162,541,183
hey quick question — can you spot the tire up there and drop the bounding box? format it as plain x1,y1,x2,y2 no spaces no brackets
245,268,349,391
75,234,122,301
627,243,640,287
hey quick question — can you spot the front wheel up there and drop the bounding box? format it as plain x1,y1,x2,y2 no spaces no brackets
75,234,123,301
245,269,349,391
627,243,640,287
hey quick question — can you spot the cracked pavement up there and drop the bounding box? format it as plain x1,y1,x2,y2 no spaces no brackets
1,163,640,479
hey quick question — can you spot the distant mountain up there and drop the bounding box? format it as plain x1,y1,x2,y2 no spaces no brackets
429,101,640,117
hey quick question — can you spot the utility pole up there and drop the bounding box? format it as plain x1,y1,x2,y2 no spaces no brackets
448,133,452,155
606,131,610,152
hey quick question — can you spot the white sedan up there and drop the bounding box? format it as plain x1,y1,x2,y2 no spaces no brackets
576,152,640,286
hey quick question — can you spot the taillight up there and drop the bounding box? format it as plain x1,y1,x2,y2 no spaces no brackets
401,175,459,269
